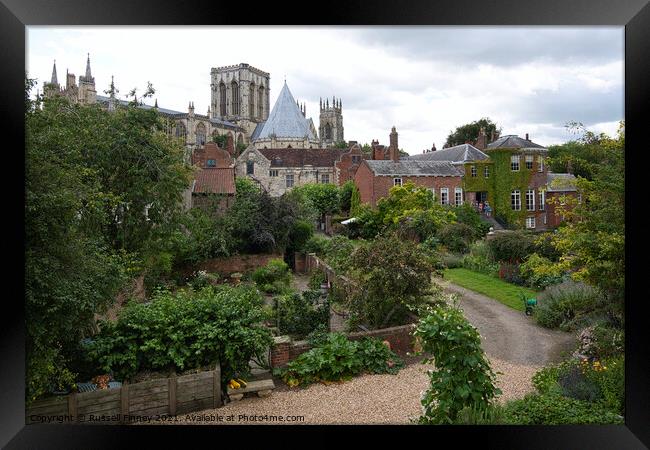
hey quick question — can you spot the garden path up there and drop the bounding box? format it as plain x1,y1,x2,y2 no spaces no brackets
439,279,576,366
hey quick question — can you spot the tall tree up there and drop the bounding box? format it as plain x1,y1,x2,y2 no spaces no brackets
444,118,500,148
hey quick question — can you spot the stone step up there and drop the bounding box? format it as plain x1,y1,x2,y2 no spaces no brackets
227,379,275,401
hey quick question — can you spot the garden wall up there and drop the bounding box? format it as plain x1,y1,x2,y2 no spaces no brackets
26,364,221,424
195,253,283,276
270,324,417,368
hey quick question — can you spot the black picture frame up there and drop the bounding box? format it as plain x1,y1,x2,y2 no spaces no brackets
3,0,648,448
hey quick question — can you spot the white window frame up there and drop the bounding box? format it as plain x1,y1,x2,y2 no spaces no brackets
526,189,535,211
511,190,521,211
430,188,436,201
538,190,546,211
526,216,536,229
455,187,463,206
538,156,545,172
269,169,278,177
511,155,520,171
286,174,294,188
525,155,534,170
484,166,489,178
471,165,477,177
393,177,403,187
440,188,449,205
321,174,330,184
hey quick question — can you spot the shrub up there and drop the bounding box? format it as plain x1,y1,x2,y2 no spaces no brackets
461,240,499,276
321,235,359,273
276,290,329,339
534,280,601,330
252,258,292,294
443,203,490,238
532,363,566,396
498,262,526,286
583,355,625,414
442,253,464,269
437,222,476,254
519,253,565,289
452,404,507,425
84,285,273,387
287,220,314,253
557,363,602,402
487,230,535,263
588,323,625,359
303,235,329,254
503,392,623,424
280,333,403,387
308,270,327,290
415,305,501,424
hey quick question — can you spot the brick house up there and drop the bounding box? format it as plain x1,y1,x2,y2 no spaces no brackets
354,127,465,206
189,142,236,212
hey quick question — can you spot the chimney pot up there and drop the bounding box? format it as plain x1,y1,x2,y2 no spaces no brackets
525,133,529,141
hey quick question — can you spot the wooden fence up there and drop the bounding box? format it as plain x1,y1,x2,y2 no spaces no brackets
26,364,221,424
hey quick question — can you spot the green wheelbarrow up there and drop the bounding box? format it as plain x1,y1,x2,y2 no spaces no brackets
519,293,537,316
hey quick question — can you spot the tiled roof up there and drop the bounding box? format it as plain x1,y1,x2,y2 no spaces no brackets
192,168,236,194
406,143,489,162
486,135,546,149
546,172,577,192
257,148,345,167
365,160,464,177
255,82,316,141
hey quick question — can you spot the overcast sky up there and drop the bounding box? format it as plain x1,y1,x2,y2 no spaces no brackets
26,26,623,155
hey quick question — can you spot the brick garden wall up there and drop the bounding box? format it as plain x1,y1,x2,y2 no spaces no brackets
195,253,284,276
269,324,417,368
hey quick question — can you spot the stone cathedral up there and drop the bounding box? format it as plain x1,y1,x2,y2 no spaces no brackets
43,57,345,154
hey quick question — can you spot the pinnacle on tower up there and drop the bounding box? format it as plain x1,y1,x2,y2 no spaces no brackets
50,60,58,85
154,99,158,108
85,53,92,79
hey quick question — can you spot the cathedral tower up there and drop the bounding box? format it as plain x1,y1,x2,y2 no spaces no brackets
78,53,96,104
210,63,270,141
319,96,344,148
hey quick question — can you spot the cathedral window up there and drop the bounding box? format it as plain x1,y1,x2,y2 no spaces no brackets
195,123,206,146
175,122,186,140
219,82,226,116
249,83,255,119
231,81,240,115
246,161,254,175
324,123,332,140
258,86,264,118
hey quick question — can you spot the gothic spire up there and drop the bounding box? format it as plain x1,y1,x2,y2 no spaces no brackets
51,60,58,85
85,53,92,79
154,98,158,108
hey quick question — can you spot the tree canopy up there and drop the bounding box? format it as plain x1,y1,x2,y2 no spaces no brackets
444,118,500,148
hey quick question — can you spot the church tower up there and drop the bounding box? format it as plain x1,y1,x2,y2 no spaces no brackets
210,63,270,141
319,96,344,148
78,53,97,104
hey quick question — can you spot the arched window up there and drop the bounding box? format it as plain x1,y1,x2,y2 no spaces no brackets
175,122,186,140
195,122,206,146
249,83,255,119
258,86,264,118
231,80,240,115
219,82,226,116
324,123,332,140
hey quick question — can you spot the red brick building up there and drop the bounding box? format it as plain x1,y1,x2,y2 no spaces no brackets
190,142,236,212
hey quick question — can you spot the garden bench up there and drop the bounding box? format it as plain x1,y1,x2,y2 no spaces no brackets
227,379,275,402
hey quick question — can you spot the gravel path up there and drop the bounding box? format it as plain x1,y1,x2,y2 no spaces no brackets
440,280,576,366
156,277,573,425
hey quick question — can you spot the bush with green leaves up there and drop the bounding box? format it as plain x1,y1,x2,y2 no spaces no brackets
276,290,329,339
303,234,329,254
437,222,476,254
414,305,501,424
252,258,292,294
320,235,359,273
584,355,625,414
486,230,536,263
534,279,601,330
308,270,327,290
287,220,314,254
443,203,491,238
84,285,273,387
578,322,625,360
280,333,403,387
502,392,623,425
460,240,499,276
441,253,464,269
519,253,565,289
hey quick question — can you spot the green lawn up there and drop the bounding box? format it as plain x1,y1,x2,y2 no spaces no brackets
443,268,539,312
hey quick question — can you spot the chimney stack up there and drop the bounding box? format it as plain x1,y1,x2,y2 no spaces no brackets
389,126,399,162
525,133,529,141
476,127,487,150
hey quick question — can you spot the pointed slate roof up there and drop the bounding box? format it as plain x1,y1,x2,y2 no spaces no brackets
255,82,316,141
406,143,489,163
51,60,58,85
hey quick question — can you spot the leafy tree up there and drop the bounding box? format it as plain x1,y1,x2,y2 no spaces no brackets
350,185,362,217
25,78,191,402
544,123,625,324
339,180,355,214
289,183,341,217
347,232,439,328
333,141,348,149
444,117,500,148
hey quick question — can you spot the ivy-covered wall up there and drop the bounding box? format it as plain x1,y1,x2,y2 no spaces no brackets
463,149,544,228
